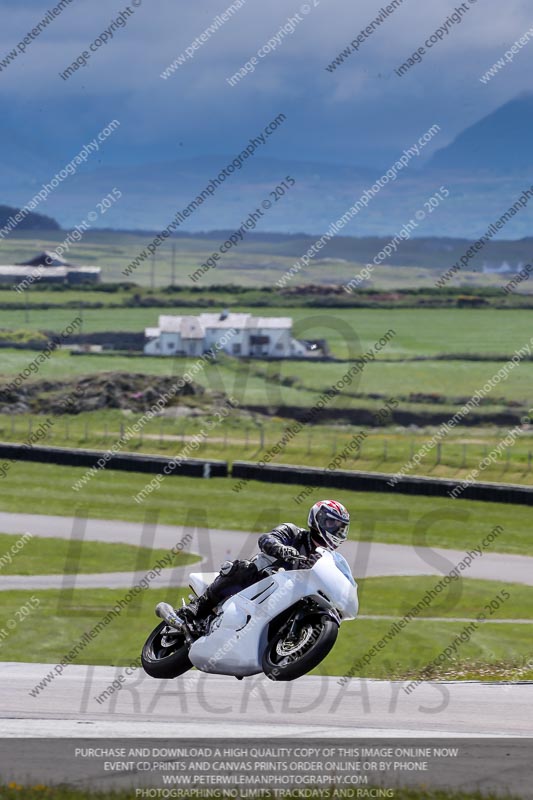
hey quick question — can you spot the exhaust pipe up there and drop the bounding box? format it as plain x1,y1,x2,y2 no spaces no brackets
155,602,183,630
156,601,195,647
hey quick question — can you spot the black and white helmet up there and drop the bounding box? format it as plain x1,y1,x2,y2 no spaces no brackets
308,500,350,549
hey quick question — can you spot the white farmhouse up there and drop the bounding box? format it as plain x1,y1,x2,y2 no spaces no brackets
144,311,318,358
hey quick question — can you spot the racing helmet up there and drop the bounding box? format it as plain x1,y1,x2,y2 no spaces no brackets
308,500,350,549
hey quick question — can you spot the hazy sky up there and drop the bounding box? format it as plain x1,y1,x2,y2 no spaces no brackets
1,0,532,168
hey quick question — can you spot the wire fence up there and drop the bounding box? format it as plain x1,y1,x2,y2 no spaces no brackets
0,413,532,479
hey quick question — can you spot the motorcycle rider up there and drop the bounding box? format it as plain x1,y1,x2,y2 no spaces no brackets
176,499,350,626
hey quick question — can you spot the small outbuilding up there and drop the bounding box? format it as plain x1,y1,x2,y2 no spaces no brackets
0,251,101,287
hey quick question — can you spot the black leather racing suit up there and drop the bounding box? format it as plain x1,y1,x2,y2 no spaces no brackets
258,523,318,564
195,523,318,616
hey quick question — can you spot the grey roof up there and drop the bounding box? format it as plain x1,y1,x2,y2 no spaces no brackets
253,316,292,329
155,313,292,337
17,251,72,267
199,312,251,330
179,318,205,339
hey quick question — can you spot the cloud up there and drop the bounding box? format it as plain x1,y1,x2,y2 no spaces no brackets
0,0,532,167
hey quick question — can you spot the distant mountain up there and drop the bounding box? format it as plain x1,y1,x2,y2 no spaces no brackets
429,93,533,172
0,205,60,232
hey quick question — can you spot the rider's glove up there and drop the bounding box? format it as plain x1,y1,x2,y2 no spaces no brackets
276,545,301,563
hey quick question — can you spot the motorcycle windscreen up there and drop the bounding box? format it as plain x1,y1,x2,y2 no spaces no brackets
311,550,358,619
332,551,356,586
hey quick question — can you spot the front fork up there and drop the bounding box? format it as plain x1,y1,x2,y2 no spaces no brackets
282,600,341,640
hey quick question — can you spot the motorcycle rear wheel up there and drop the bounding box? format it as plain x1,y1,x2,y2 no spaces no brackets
141,621,192,679
262,614,338,681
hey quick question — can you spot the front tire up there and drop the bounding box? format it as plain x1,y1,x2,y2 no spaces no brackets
262,614,338,681
141,621,192,679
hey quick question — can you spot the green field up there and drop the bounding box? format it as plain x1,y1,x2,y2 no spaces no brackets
1,293,533,510
0,532,198,575
1,347,532,416
2,230,530,292
2,306,532,422
0,464,530,555
2,305,532,359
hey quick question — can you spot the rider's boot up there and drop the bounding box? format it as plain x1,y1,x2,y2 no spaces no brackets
175,562,252,625
176,589,215,625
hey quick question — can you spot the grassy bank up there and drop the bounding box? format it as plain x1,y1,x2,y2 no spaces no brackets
0,533,198,575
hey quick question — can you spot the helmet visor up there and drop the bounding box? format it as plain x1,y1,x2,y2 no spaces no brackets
315,506,348,540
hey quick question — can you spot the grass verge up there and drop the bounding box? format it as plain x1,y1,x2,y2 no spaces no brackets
0,787,523,799
322,617,533,682
0,533,198,575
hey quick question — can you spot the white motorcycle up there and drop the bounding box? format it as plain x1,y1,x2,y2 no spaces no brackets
141,547,358,682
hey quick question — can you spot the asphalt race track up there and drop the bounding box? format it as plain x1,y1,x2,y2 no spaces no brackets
0,512,532,740
2,662,532,738
2,511,533,588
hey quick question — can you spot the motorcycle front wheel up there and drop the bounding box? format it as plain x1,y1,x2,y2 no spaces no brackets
262,614,338,681
141,621,192,679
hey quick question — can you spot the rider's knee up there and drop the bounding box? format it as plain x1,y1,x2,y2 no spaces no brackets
219,559,239,577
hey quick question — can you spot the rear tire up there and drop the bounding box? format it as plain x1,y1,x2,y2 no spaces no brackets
141,621,192,679
262,614,338,681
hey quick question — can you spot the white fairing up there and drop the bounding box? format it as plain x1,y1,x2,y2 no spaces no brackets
188,548,358,677
189,573,218,596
